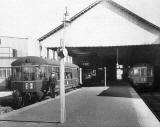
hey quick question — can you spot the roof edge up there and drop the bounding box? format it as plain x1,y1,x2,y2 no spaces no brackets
38,0,102,42
38,0,160,42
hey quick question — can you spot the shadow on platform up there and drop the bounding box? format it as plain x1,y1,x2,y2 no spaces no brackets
98,81,140,98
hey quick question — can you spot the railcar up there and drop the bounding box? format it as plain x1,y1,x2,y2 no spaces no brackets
128,64,154,90
11,56,79,107
82,68,106,86
82,69,97,86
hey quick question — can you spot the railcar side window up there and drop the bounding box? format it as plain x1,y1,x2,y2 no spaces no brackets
141,68,147,76
72,68,78,78
133,68,140,76
147,67,153,77
65,72,72,79
36,66,47,80
55,67,60,80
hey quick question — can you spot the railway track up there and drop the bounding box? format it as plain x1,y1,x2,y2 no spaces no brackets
139,91,160,121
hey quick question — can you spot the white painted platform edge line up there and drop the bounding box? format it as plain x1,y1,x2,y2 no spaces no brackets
0,88,81,119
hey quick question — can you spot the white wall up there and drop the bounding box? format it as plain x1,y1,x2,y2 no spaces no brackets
0,36,28,57
40,41,47,58
27,38,41,56
0,36,41,57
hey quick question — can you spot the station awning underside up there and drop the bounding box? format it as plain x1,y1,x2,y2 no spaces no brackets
49,44,160,68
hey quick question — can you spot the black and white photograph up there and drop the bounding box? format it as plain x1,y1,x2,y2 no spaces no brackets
0,0,160,126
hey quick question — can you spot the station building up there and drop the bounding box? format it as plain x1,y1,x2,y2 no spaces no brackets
38,0,160,86
0,36,40,90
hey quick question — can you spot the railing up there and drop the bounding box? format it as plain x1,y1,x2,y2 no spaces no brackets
0,47,14,57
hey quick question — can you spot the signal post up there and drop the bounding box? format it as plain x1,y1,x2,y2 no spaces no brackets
58,7,69,124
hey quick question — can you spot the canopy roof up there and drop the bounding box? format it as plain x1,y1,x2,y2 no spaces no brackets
11,56,48,66
38,0,160,48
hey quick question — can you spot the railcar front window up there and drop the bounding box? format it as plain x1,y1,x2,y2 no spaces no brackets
12,67,22,80
23,66,35,81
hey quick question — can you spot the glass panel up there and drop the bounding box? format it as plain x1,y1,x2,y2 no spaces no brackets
34,66,51,80
12,67,22,80
23,66,35,80
65,72,72,79
133,68,140,76
12,67,17,80
141,68,147,76
147,67,153,77
56,67,60,80
38,66,46,80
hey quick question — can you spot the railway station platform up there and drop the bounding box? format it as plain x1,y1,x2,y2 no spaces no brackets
0,81,159,127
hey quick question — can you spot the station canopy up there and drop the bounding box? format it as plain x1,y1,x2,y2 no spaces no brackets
39,0,160,48
39,0,160,67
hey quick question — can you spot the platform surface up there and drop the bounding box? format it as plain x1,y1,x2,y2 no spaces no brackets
0,81,159,127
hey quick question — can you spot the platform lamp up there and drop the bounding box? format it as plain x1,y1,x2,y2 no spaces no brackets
116,48,119,80
104,67,107,88
116,48,119,68
57,7,70,124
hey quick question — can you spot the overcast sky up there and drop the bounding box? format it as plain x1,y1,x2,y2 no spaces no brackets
0,0,160,39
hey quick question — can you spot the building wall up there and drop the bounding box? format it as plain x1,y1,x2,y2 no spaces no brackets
0,36,40,57
0,36,28,57
27,38,41,56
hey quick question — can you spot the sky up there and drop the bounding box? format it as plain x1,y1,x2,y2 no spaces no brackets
0,0,160,39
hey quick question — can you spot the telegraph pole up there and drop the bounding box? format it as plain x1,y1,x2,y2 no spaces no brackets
59,7,69,124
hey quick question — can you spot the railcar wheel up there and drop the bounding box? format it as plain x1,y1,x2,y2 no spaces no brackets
36,91,44,101
23,93,31,106
30,93,39,103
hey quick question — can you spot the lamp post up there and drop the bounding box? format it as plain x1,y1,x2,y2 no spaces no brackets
104,67,107,88
59,7,69,124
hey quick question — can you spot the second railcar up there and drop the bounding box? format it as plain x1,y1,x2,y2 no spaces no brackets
128,64,154,90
